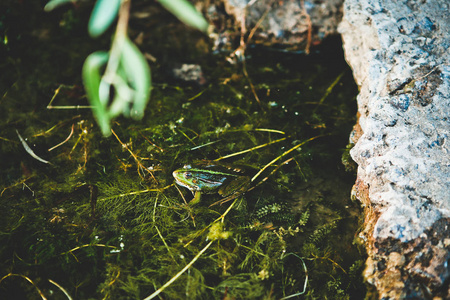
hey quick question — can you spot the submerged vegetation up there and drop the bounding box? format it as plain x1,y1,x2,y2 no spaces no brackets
0,1,365,299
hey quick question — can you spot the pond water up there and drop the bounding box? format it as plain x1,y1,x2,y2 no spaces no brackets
0,2,365,299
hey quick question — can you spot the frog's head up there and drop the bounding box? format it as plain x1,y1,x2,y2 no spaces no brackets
173,164,231,193
173,165,201,191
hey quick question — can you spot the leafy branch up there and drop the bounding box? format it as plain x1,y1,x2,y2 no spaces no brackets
45,0,208,136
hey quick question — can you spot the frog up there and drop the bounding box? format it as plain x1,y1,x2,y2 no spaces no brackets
172,162,251,204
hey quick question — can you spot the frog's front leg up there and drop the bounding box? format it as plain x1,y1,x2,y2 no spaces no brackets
189,191,202,205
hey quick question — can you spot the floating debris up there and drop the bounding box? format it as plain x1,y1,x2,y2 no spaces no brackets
16,130,52,165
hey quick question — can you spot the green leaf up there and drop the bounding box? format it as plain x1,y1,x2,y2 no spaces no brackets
158,0,208,32
108,67,133,118
88,0,121,38
82,51,111,136
44,0,74,12
119,37,151,120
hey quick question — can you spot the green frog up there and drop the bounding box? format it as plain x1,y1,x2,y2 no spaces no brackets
173,162,251,204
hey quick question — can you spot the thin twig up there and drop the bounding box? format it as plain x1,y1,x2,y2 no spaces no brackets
1,176,34,196
251,135,326,182
310,252,347,274
242,60,264,110
174,184,196,227
254,128,285,134
220,128,285,134
48,279,72,300
140,131,165,152
279,253,308,299
48,124,75,151
33,115,81,137
62,243,117,255
209,190,243,207
216,197,238,223
100,268,121,293
153,197,178,264
143,240,214,300
228,1,273,110
246,1,272,43
190,140,221,151
214,137,287,161
97,185,172,202
48,105,92,109
187,85,210,101
251,157,295,189
47,85,92,110
300,0,312,55
313,71,345,113
0,273,47,300
186,198,238,246
111,128,157,182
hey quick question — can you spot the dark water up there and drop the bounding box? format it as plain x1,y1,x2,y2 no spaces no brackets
0,2,365,299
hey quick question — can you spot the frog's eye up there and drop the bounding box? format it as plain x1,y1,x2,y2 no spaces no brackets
184,172,192,179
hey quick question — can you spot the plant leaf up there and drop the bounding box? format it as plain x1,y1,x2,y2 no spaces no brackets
88,0,121,38
158,0,208,32
44,0,74,12
120,37,151,120
109,66,133,118
82,51,111,136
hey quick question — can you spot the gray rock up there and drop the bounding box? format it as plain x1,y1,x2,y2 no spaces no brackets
339,0,450,298
206,0,344,52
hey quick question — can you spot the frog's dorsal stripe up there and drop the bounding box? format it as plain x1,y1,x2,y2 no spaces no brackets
186,168,239,177
197,177,223,185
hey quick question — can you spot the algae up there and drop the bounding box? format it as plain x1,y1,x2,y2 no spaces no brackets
0,1,365,299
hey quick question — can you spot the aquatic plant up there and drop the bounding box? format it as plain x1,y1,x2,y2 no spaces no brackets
45,0,208,136
0,2,365,296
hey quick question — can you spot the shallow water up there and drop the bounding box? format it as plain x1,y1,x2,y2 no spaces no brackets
0,2,365,299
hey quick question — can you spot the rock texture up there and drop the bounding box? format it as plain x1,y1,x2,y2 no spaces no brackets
205,0,344,52
339,0,450,298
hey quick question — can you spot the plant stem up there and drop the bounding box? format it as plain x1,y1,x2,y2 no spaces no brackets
143,241,214,300
103,0,131,85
